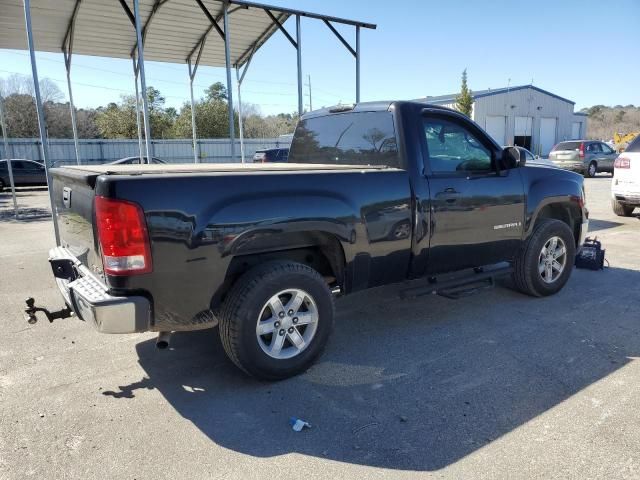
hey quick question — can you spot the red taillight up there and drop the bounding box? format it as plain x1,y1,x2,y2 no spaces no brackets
579,142,585,159
95,196,152,275
614,156,631,169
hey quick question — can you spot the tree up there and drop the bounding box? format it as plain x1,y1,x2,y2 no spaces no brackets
95,96,138,138
455,69,473,117
204,82,227,102
95,86,174,139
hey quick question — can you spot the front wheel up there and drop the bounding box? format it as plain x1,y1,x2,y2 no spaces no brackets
512,219,576,297
219,261,334,380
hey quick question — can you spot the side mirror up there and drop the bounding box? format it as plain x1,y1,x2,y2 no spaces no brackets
502,146,523,168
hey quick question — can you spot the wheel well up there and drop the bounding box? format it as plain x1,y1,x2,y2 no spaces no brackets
212,233,345,310
535,203,581,246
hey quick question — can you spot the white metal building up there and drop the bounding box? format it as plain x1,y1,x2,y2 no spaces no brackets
418,85,588,156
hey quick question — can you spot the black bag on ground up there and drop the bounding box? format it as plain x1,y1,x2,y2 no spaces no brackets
575,237,605,270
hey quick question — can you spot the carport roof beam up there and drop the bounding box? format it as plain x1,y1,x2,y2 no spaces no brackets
0,0,374,69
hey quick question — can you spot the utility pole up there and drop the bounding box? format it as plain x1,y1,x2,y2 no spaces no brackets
305,74,312,112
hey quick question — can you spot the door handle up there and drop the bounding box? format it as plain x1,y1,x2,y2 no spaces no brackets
436,187,460,203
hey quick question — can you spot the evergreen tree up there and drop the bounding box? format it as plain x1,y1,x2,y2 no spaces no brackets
455,69,473,117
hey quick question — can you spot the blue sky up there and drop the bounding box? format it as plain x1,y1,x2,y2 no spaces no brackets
1,0,638,115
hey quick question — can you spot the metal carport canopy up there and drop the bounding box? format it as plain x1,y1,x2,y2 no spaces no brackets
0,0,374,68
0,0,375,227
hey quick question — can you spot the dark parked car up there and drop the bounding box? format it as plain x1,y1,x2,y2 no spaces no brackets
33,101,588,380
549,140,617,177
0,159,47,191
109,156,167,165
252,148,289,163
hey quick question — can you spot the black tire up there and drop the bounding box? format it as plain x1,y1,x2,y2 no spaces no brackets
585,161,597,178
512,218,576,297
0,178,4,192
612,199,635,217
219,260,334,380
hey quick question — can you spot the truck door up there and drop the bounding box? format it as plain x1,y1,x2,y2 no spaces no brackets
422,112,525,274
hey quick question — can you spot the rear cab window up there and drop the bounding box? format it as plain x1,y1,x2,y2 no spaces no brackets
289,111,402,169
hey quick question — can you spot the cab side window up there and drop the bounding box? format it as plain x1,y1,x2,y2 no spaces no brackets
423,117,492,173
601,143,614,154
587,143,601,153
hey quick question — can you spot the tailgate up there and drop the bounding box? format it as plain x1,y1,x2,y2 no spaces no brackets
51,167,102,276
550,150,579,162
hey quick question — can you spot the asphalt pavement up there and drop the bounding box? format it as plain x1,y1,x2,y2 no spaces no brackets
1,176,639,479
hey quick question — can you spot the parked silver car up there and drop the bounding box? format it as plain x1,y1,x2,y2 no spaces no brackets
549,140,617,177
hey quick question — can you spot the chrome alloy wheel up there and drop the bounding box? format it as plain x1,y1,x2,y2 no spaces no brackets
256,289,319,359
538,236,567,284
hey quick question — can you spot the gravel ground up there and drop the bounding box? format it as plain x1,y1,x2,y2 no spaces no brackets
1,176,639,480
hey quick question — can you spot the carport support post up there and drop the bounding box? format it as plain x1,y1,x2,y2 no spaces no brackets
132,57,144,162
223,4,235,161
23,0,60,244
0,93,19,218
188,60,199,163
236,67,245,163
64,65,81,165
133,0,152,164
355,25,360,103
296,14,303,116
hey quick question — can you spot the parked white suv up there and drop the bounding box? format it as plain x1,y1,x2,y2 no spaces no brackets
611,136,640,216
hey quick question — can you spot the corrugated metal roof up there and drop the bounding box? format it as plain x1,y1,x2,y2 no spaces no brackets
418,85,576,106
0,0,374,68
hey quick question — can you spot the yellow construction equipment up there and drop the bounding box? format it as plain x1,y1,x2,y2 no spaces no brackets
614,132,640,152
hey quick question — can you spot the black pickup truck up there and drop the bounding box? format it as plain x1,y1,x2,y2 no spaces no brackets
32,102,588,380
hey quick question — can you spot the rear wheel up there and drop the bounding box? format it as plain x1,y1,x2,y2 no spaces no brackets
612,199,635,217
585,161,597,178
512,219,576,297
219,260,334,380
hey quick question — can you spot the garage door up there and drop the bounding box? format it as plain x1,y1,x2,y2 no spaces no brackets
515,117,533,136
539,118,557,156
485,116,506,145
572,122,581,139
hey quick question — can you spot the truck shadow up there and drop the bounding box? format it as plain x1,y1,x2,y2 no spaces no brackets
124,266,640,471
588,218,625,232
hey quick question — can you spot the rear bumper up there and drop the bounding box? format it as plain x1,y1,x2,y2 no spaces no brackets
612,180,640,205
552,162,586,173
613,193,640,205
49,247,151,334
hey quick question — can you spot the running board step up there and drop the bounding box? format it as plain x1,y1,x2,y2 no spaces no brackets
437,277,494,299
399,266,513,300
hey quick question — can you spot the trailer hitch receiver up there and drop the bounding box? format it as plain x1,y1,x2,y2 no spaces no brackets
24,297,73,325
